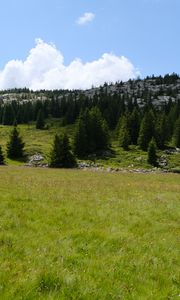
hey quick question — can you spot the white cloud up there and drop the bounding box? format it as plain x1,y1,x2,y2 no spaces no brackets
77,12,95,25
0,39,140,91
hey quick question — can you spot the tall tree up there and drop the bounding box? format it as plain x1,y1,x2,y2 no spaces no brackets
74,112,88,157
73,107,110,156
138,110,155,151
147,138,158,166
36,109,45,129
119,115,130,150
129,108,140,145
50,132,76,168
7,126,25,159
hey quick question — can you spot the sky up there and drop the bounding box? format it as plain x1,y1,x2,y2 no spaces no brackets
0,0,179,90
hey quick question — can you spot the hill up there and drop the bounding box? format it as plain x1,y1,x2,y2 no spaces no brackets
0,74,179,171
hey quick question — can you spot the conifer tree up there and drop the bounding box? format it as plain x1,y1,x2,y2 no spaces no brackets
119,115,130,150
138,110,155,151
147,138,158,166
36,109,45,129
50,132,76,168
173,117,180,148
129,108,140,145
74,113,88,157
87,107,110,153
0,146,5,165
155,114,169,149
7,126,25,159
73,107,110,156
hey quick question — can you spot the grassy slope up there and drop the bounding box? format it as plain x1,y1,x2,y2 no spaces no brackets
0,166,179,299
0,122,180,170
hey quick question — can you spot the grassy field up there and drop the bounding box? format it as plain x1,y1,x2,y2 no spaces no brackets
0,166,179,299
0,122,180,170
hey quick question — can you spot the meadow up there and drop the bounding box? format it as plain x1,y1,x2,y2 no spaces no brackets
0,166,179,299
0,122,180,170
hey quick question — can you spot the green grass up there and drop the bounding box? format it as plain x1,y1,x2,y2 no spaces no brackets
0,166,179,299
0,122,180,170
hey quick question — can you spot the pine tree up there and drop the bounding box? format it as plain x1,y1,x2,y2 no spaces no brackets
2,104,16,125
119,115,130,150
36,109,45,129
74,113,88,157
87,107,110,153
155,114,169,149
73,107,110,156
7,126,25,159
129,108,140,145
0,146,5,165
147,138,158,166
173,117,180,148
138,110,155,151
50,132,76,168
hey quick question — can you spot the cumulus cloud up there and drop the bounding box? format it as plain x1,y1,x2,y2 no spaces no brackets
0,39,140,90
76,12,95,25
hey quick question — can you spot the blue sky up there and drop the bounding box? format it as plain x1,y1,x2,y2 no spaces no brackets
0,0,179,89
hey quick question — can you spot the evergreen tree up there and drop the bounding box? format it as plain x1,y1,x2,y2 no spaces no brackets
173,117,180,148
129,108,140,145
87,107,110,153
50,132,76,168
73,107,110,156
2,104,15,125
119,115,130,150
0,146,5,165
74,113,88,157
36,109,45,129
7,126,25,159
155,114,169,149
138,110,155,151
147,138,158,166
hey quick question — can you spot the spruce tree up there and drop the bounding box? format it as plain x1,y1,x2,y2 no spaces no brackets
129,108,140,145
7,126,25,159
73,107,110,156
87,107,110,153
138,110,155,151
50,132,76,168
0,146,5,165
74,113,88,157
36,109,45,129
155,114,169,149
119,115,130,150
147,138,158,166
173,117,180,148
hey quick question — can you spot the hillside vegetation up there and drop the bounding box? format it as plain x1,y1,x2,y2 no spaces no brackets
0,166,179,299
0,74,179,170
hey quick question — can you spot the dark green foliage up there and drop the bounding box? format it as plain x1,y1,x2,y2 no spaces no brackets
88,107,110,153
74,113,88,157
147,138,158,166
36,109,45,129
138,110,155,151
155,114,169,149
129,108,140,145
2,104,15,125
74,107,110,156
119,115,130,150
7,126,25,159
50,132,76,168
173,117,180,148
0,146,5,165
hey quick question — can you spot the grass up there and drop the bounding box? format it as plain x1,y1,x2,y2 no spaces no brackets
0,122,179,170
0,166,179,299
